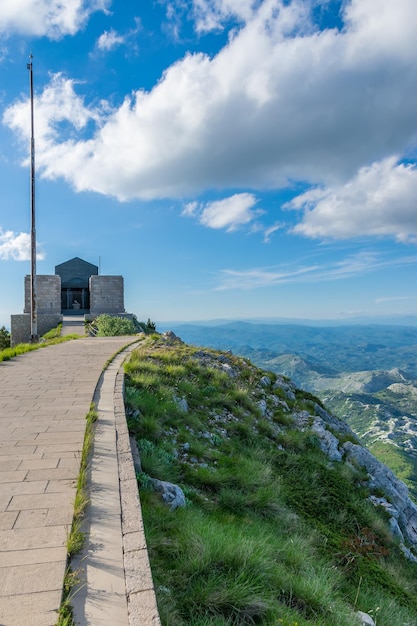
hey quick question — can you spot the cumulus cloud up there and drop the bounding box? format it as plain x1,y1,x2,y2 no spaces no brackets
0,229,44,261
3,73,104,156
182,193,263,231
0,0,110,39
287,158,417,242
96,28,125,51
4,0,417,249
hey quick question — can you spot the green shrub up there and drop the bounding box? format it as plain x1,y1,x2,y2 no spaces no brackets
0,326,11,350
133,316,157,334
91,314,137,336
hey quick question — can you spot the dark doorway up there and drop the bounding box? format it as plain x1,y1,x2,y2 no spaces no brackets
61,287,90,313
55,257,98,315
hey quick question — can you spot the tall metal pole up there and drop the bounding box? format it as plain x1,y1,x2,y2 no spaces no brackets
27,54,38,342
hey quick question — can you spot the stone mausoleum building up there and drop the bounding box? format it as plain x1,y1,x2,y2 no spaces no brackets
11,257,128,345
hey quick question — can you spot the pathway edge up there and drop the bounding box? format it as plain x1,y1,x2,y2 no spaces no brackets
70,340,161,625
114,353,161,626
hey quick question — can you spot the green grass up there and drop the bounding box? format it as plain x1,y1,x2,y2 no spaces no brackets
42,323,63,339
0,329,79,363
56,404,98,625
369,440,417,502
124,335,417,626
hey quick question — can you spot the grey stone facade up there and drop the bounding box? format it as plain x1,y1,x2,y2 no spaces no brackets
89,275,125,315
11,257,128,346
24,275,61,314
11,314,63,346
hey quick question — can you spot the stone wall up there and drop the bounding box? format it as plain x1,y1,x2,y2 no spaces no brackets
89,276,125,315
24,275,61,314
11,314,63,346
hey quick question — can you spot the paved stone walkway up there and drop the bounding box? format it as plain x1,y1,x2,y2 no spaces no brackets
61,316,86,337
0,337,159,626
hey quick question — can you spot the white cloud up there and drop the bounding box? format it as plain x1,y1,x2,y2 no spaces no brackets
4,0,417,234
217,264,320,290
0,0,110,39
182,201,199,217
181,197,280,237
287,158,417,242
190,0,258,32
96,29,125,51
375,296,417,304
216,251,417,290
183,193,263,231
263,222,283,243
0,229,45,261
3,73,104,160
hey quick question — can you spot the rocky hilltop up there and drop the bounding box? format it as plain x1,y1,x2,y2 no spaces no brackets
124,332,417,626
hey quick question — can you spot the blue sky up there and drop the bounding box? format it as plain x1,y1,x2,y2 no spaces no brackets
1,0,417,328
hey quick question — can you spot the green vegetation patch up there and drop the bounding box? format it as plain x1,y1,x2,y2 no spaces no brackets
56,404,98,625
369,441,417,502
125,334,417,626
0,327,79,363
87,314,156,336
0,325,11,350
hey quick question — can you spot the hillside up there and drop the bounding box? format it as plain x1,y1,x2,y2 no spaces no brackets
124,332,417,626
158,322,417,501
261,359,417,501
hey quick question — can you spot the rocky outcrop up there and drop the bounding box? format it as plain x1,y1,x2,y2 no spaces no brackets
150,478,186,511
311,417,343,462
343,441,417,555
356,611,376,626
284,396,417,557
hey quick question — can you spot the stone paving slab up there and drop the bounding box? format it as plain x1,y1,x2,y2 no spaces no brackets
0,546,66,568
0,591,63,626
0,561,65,596
0,337,144,626
0,480,48,496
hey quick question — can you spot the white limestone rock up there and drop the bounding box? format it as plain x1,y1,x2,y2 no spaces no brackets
150,478,186,511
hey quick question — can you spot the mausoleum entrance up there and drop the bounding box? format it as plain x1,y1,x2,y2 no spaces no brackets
55,257,98,315
11,255,127,346
61,284,90,313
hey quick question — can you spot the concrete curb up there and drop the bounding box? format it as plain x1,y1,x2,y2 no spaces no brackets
115,362,161,625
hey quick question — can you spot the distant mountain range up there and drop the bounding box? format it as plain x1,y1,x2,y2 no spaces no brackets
158,321,417,498
160,314,417,327
159,321,417,375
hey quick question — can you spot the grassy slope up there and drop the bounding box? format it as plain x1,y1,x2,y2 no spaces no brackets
124,335,417,626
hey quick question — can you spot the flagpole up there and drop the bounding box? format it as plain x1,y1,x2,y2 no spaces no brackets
27,53,38,342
